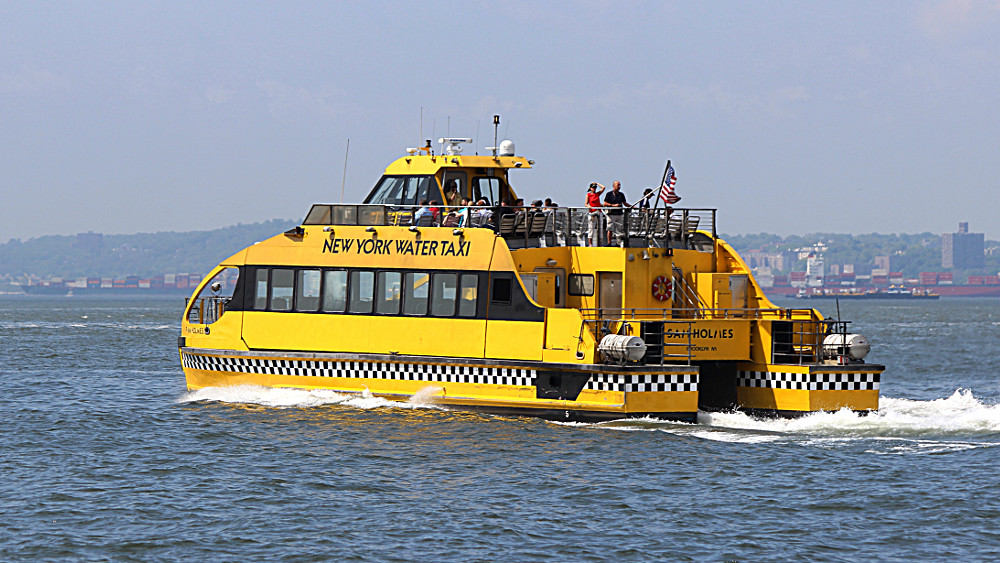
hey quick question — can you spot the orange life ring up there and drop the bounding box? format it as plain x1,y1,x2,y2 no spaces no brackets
652,275,673,301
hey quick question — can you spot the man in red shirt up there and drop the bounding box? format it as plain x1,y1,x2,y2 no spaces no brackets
586,182,605,246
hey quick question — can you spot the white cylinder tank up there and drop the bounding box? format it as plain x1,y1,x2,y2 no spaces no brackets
822,333,871,361
598,334,647,363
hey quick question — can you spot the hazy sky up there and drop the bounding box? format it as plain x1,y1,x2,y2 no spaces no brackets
3,1,999,242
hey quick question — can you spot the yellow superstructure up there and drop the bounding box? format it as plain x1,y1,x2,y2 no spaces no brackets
180,137,883,421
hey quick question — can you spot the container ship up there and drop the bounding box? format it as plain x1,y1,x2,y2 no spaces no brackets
178,133,883,422
795,287,940,300
19,274,200,296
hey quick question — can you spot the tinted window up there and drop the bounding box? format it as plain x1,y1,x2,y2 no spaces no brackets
432,273,458,316
365,175,434,205
323,270,347,312
365,176,406,205
491,276,512,305
472,177,501,205
406,176,432,206
349,271,374,313
254,269,268,310
404,272,430,315
270,269,294,311
459,274,478,317
376,271,402,315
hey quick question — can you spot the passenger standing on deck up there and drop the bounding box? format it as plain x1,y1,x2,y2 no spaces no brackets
603,181,628,245
637,188,654,210
586,182,605,246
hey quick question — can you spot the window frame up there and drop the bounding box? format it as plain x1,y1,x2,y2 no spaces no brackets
568,274,595,296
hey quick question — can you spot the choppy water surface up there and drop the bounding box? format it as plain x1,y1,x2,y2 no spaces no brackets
2,296,999,561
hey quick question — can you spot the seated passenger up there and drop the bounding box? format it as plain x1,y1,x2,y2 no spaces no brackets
414,199,435,225
456,198,472,227
473,199,493,226
429,200,442,223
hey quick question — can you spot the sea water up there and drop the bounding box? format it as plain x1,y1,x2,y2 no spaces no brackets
2,296,999,561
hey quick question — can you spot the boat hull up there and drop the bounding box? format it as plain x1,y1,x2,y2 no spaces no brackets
181,347,700,423
735,364,882,414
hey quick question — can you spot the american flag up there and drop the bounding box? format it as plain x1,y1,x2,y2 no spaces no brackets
659,165,680,204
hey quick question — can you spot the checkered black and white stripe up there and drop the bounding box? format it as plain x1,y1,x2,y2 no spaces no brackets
737,370,879,391
182,353,536,386
586,373,698,392
182,351,699,393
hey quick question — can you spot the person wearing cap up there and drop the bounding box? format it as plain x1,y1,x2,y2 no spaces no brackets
637,188,654,210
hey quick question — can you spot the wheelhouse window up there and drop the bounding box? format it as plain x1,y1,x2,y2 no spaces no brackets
270,269,294,311
296,270,321,311
472,177,502,205
404,272,430,315
323,270,347,312
365,175,433,206
441,171,468,203
376,271,402,315
431,273,458,317
349,270,374,313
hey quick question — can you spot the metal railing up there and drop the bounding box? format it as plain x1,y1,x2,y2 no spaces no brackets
301,203,717,251
186,296,229,325
579,306,833,366
772,319,851,365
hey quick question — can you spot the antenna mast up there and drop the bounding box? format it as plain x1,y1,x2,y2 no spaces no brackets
492,115,500,157
340,138,350,203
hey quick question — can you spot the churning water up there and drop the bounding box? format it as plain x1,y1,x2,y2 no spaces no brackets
2,296,999,561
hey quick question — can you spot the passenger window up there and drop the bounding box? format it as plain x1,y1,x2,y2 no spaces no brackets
254,269,268,310
459,274,478,317
322,270,347,312
404,272,430,315
432,273,458,317
349,270,374,313
376,271,402,314
491,276,512,305
296,270,321,311
568,274,595,296
270,269,294,311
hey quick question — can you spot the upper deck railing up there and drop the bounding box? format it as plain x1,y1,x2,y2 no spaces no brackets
302,204,717,251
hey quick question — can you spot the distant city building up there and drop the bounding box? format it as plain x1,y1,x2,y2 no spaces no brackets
743,250,796,271
874,255,890,272
941,222,984,269
74,231,103,252
806,255,824,287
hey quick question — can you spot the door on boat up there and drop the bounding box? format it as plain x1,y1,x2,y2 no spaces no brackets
598,272,622,311
533,267,565,308
519,271,559,308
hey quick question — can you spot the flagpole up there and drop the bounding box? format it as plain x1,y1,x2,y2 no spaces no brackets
653,159,671,211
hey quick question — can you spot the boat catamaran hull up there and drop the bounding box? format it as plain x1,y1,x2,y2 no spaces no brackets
179,136,882,422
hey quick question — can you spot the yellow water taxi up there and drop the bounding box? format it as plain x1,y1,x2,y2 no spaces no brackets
179,134,883,421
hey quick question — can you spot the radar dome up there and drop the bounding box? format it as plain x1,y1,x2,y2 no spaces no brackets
498,140,515,157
